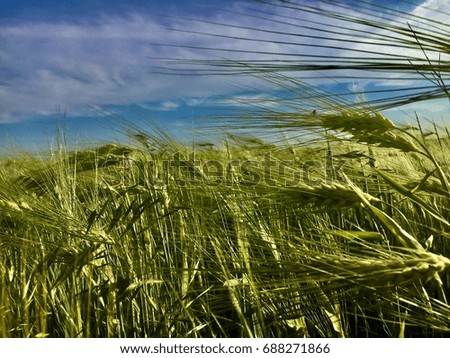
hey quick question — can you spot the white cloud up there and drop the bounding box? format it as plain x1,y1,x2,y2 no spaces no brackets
1,1,449,126
139,101,181,111
0,11,247,123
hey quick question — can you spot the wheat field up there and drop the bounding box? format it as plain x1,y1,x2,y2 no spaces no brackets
1,0,450,337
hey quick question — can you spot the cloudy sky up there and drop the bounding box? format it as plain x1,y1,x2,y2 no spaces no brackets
1,0,449,150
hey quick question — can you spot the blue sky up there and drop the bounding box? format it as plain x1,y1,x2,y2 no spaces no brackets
1,0,449,152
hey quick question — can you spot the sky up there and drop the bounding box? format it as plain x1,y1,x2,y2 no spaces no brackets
1,0,449,152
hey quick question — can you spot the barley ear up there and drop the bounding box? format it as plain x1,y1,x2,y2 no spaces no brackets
341,173,423,251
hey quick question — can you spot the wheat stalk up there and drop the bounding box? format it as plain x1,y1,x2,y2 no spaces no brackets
263,181,379,208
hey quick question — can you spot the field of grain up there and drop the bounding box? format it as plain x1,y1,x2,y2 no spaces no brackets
1,115,450,337
1,0,450,338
